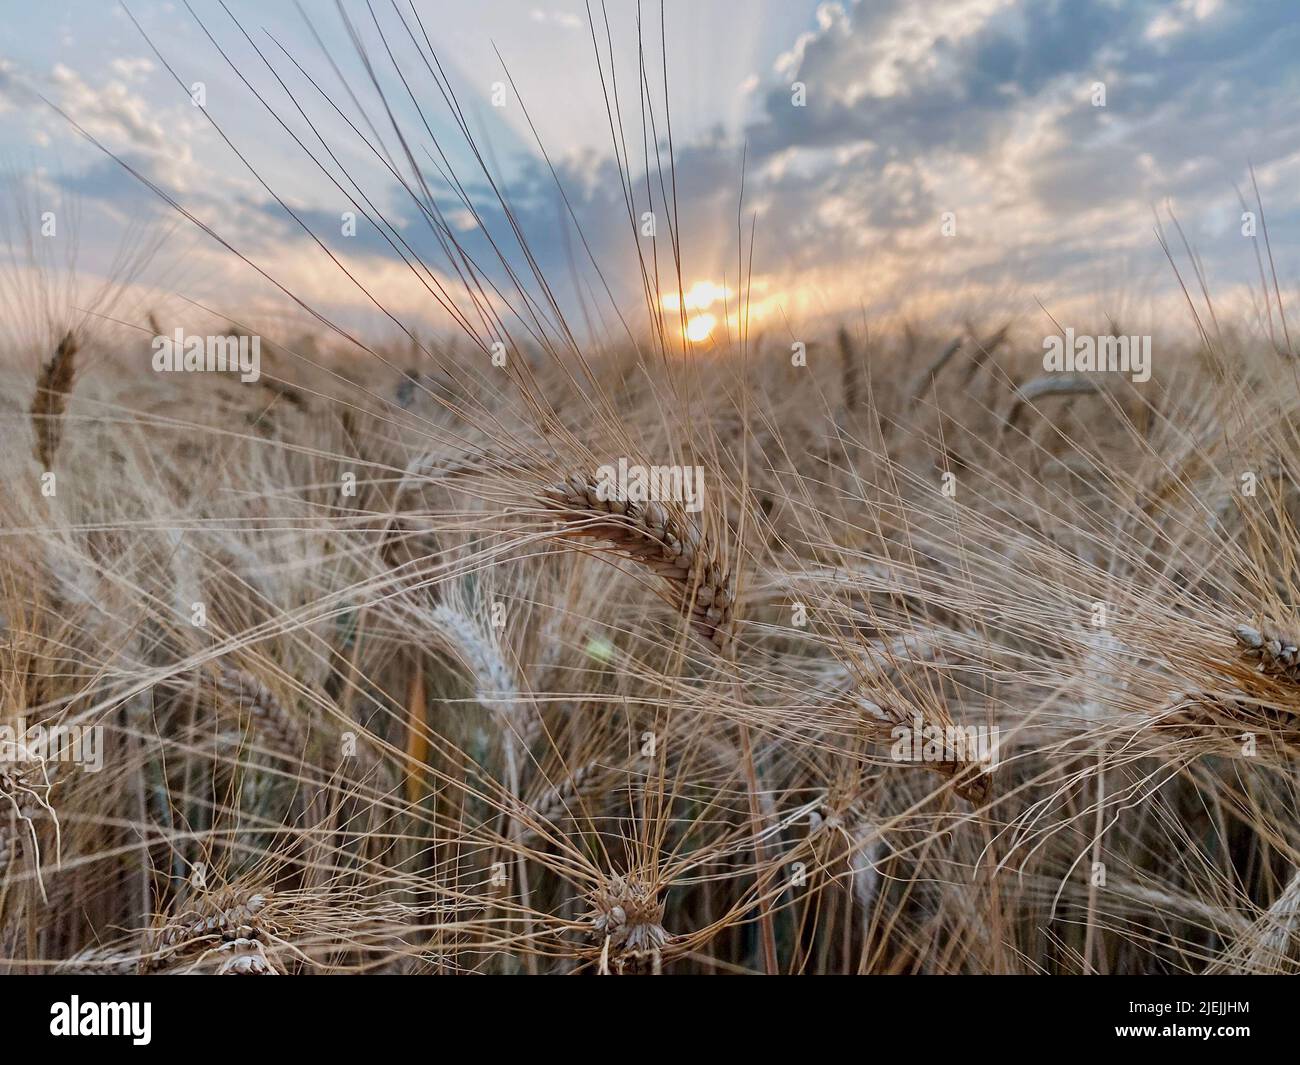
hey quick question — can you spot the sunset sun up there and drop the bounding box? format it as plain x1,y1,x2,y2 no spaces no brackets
663,281,729,343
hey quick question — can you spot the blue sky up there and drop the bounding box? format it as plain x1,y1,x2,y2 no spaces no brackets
2,0,1298,349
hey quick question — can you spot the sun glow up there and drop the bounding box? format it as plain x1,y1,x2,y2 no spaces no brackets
662,280,730,344
684,313,717,343
661,280,731,313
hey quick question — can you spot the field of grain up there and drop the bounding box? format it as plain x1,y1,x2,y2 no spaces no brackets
3,308,1300,975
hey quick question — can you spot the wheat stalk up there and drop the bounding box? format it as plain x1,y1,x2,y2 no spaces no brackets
0,757,58,889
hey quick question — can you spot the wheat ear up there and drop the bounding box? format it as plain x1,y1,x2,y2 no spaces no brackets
851,690,992,803
144,889,272,973
838,326,861,411
31,331,79,470
539,473,735,654
215,665,307,755
55,946,140,975
1206,869,1300,973
1234,624,1300,685
431,604,523,728
585,873,670,975
907,335,962,407
1003,372,1102,432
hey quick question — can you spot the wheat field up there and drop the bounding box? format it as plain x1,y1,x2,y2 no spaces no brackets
2,2,1300,978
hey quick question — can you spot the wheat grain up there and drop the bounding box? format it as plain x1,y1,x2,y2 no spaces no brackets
212,937,281,975
1234,623,1300,685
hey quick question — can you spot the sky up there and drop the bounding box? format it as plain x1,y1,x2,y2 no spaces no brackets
1,0,1298,352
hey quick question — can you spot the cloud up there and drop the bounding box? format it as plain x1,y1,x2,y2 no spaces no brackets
529,9,584,31
50,62,169,152
696,0,1300,319
220,0,1299,331
109,57,156,83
